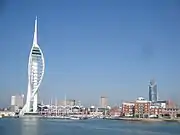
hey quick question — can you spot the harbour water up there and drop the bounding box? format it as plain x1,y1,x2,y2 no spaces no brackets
0,118,180,135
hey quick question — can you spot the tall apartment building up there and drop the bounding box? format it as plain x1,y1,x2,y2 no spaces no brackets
100,96,108,108
149,79,158,102
11,94,24,112
11,95,24,107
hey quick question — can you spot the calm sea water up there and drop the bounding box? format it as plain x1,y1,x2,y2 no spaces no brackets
0,118,180,135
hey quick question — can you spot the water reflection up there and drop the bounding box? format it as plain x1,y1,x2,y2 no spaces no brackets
20,117,39,135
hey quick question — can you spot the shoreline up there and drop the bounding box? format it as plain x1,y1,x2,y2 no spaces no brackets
105,117,180,122
1,114,180,123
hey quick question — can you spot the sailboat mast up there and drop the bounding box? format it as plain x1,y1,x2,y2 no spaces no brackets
65,94,67,115
55,98,58,116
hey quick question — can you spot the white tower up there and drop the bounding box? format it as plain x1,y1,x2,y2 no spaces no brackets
20,17,45,115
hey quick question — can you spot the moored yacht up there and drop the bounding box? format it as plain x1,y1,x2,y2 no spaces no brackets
70,116,80,120
20,112,42,118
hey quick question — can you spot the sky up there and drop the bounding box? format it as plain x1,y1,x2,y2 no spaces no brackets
0,0,180,107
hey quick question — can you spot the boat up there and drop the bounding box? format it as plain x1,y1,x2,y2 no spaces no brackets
69,115,89,120
43,115,71,119
70,116,80,120
19,112,42,118
80,116,88,120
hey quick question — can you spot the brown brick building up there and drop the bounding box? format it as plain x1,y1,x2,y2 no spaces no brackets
162,108,179,118
122,102,135,117
121,97,180,118
150,106,163,116
134,97,151,118
109,107,121,116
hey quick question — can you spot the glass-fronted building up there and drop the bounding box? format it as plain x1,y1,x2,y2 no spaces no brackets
149,80,158,102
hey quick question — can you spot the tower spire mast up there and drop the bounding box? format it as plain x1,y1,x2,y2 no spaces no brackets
33,16,38,45
19,16,45,116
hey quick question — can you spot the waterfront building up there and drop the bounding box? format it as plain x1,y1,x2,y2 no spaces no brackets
162,100,179,117
120,96,180,118
162,108,179,118
134,97,151,118
100,96,108,108
149,105,163,117
19,17,45,116
109,106,121,116
148,79,158,102
122,102,135,117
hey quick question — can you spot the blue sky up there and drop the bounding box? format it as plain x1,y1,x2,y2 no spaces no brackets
0,0,180,107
